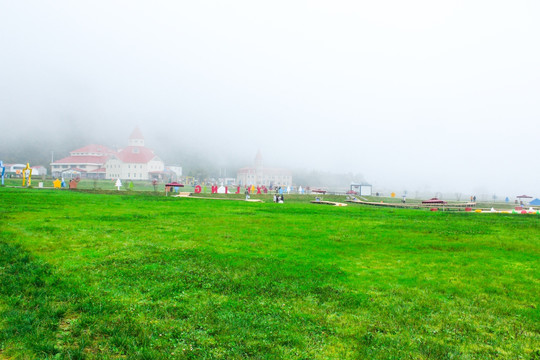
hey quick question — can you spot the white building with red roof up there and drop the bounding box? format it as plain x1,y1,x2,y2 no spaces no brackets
51,144,116,179
104,128,165,180
236,151,292,187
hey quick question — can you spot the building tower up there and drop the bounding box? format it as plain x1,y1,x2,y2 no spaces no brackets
254,150,263,184
128,127,145,147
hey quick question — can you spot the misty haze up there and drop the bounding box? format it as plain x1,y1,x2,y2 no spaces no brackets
1,1,538,198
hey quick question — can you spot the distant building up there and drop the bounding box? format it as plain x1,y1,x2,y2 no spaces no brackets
50,144,116,178
32,166,48,176
219,177,237,186
104,128,165,180
167,166,183,180
5,164,27,175
236,151,292,187
51,128,167,181
4,163,42,177
350,183,372,196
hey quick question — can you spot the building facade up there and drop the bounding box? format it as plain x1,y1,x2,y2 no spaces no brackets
104,128,165,180
236,151,292,187
50,144,116,179
51,128,166,180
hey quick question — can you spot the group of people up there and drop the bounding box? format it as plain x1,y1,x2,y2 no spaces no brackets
273,194,284,203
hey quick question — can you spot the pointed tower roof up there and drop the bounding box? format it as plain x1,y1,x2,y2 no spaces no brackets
254,150,263,168
129,127,144,140
128,127,145,147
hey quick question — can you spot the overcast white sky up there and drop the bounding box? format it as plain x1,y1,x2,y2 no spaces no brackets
1,1,539,196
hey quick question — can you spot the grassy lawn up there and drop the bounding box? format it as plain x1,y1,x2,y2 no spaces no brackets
0,187,538,359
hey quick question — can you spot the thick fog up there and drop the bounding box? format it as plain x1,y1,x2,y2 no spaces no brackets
1,1,539,197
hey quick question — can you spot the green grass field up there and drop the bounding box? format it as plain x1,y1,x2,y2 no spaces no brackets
0,177,520,209
0,187,539,359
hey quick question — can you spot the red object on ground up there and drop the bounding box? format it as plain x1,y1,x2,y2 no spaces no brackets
430,208,438,212
165,182,184,187
422,198,448,205
465,207,472,212
69,179,78,189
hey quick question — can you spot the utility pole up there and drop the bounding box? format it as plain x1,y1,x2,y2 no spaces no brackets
51,151,54,177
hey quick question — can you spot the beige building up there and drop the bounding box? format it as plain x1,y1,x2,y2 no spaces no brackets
236,151,292,187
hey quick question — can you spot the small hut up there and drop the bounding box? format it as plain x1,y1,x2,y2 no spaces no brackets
165,182,184,196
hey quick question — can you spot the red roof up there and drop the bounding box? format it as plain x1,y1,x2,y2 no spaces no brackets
237,167,256,174
129,127,144,140
52,155,109,165
264,167,292,176
421,198,448,205
88,168,106,173
70,144,116,155
166,182,184,187
237,167,291,176
115,146,157,163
